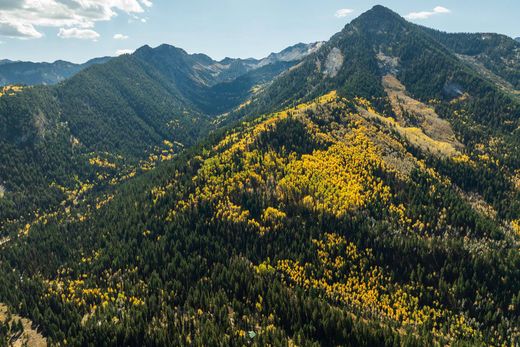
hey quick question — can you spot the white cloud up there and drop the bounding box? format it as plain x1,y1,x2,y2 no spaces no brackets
115,49,134,56
405,6,451,20
58,27,100,40
433,6,451,14
113,33,129,40
0,0,153,39
335,9,354,18
0,20,43,39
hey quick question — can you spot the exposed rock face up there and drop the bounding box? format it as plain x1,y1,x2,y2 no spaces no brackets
323,47,344,78
257,42,324,67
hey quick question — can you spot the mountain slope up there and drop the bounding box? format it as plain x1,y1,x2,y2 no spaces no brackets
239,6,520,133
0,57,111,86
0,92,517,345
0,53,208,223
233,5,520,217
420,28,520,90
0,42,317,227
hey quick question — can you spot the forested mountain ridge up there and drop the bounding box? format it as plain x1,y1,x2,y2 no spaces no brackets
239,5,520,124
0,42,317,229
0,57,112,86
0,42,319,89
0,90,518,345
232,5,520,220
420,28,520,92
0,4,519,346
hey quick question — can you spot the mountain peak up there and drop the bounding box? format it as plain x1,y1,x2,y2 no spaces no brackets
351,5,405,28
369,5,396,14
363,5,401,17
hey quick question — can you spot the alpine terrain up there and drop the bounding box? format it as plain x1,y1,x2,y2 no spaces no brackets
0,5,519,346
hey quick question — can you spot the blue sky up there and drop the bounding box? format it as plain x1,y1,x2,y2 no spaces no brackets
1,0,519,63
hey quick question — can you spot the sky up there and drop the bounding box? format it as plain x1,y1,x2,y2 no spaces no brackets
0,0,519,63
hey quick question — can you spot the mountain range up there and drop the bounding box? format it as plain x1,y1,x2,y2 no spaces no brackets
0,42,322,88
0,57,112,86
0,5,518,346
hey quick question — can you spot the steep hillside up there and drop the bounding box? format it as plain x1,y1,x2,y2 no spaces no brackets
420,28,520,90
0,42,317,233
0,52,208,224
0,92,517,345
239,6,520,133
0,57,111,86
233,5,520,219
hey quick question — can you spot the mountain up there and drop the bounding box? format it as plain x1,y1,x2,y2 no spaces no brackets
420,29,520,92
0,42,317,223
255,41,324,67
0,57,112,86
0,5,519,346
0,42,320,88
515,37,520,42
240,6,520,125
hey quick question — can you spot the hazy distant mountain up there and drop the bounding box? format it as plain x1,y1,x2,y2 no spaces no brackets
515,37,520,42
0,57,111,86
256,41,324,67
0,43,320,88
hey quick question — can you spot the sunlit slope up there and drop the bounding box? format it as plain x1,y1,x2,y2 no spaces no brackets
2,92,516,345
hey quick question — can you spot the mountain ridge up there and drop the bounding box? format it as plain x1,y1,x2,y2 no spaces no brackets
0,56,112,86
0,42,320,88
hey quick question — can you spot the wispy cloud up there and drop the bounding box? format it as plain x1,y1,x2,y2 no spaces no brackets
115,49,134,56
58,28,100,41
0,21,42,39
0,0,153,39
405,6,451,20
335,9,354,18
113,34,129,40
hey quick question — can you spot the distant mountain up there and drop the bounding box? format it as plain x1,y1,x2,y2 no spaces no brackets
0,57,112,86
255,41,324,67
0,43,320,88
515,37,520,42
